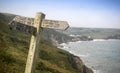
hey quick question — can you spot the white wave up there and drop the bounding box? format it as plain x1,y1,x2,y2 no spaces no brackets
58,46,69,49
107,39,120,41
78,53,90,58
76,41,82,43
63,46,69,49
60,43,67,46
93,39,106,41
93,39,120,42
58,43,68,49
93,69,102,73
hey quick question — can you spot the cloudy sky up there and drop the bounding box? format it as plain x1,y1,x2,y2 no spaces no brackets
0,0,120,28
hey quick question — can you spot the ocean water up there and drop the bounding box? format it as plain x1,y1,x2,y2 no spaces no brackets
59,40,120,73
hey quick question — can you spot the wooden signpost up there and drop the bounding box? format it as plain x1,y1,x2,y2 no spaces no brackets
9,12,69,73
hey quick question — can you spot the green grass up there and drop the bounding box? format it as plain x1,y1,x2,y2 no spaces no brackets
0,13,78,73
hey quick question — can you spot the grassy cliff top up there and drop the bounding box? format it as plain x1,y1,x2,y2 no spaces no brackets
0,13,93,73
0,13,78,73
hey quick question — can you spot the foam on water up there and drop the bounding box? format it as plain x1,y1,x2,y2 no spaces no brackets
78,53,90,58
93,69,101,73
93,39,106,41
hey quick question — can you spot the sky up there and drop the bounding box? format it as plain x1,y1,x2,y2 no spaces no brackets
0,0,120,28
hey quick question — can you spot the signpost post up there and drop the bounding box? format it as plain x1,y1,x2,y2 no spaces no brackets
24,12,45,73
9,12,69,73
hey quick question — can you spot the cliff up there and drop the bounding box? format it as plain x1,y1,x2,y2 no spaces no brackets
69,56,93,73
0,13,93,73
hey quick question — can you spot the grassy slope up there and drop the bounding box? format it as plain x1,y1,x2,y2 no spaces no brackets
0,13,77,73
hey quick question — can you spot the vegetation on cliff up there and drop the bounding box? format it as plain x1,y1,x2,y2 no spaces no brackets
0,13,93,73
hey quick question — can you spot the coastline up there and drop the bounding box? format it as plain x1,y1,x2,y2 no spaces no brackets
58,41,100,73
58,39,120,73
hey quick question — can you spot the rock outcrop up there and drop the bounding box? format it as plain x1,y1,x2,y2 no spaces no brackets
69,55,93,73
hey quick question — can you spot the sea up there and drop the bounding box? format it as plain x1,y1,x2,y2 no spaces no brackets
59,39,120,73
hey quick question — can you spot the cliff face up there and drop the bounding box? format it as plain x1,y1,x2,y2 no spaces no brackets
41,28,72,44
69,55,93,73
